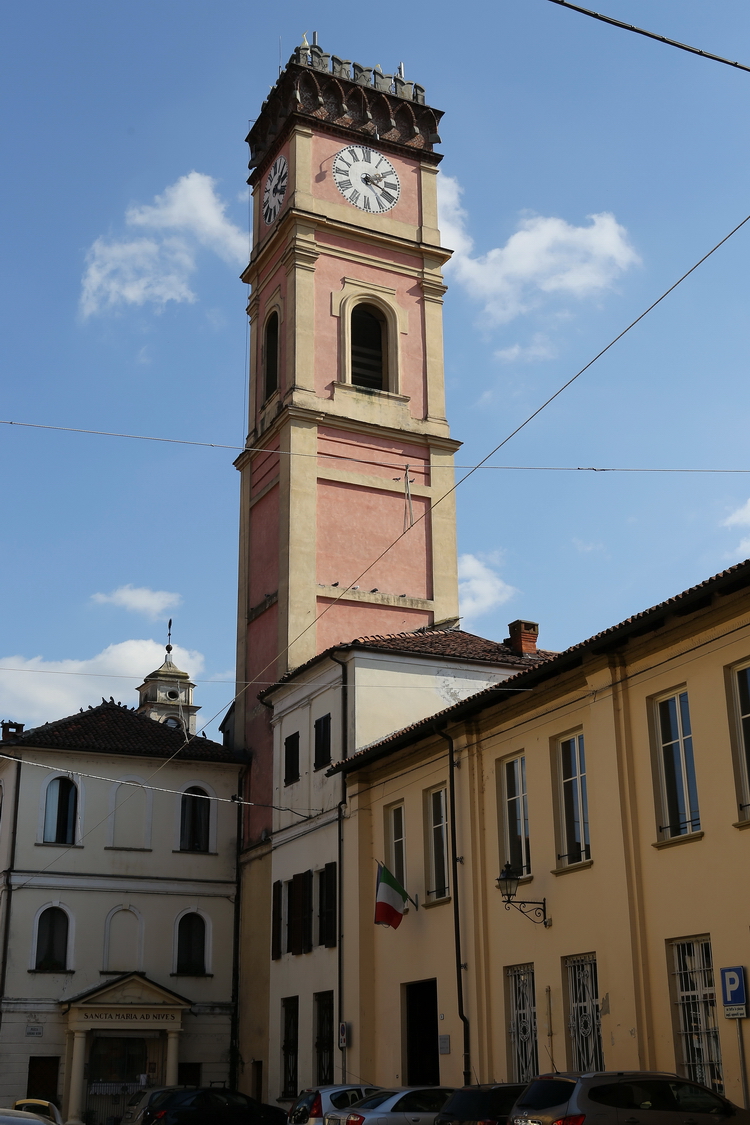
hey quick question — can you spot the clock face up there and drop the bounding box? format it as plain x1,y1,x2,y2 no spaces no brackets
332,146,400,213
263,155,288,225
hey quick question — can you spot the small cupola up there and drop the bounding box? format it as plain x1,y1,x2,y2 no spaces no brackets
135,622,200,734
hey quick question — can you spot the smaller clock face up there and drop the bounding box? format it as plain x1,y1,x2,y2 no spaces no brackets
332,146,400,213
263,155,288,225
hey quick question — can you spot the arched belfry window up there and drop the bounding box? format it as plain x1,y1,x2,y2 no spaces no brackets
35,906,69,970
180,787,209,852
264,311,279,400
43,777,77,845
351,304,386,390
176,912,206,974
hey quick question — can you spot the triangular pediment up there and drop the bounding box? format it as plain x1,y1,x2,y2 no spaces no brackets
67,972,191,1009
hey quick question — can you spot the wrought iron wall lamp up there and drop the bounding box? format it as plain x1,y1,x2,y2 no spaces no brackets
496,862,551,926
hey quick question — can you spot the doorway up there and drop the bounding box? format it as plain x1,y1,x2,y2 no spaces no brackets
27,1057,60,1104
405,980,439,1085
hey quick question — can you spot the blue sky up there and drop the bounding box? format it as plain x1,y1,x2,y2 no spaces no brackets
2,1,750,736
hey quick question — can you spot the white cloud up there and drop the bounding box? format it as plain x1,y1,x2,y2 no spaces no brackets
81,172,247,317
0,640,204,729
91,584,182,620
494,335,555,363
573,538,605,554
721,500,750,560
439,174,640,325
458,553,516,622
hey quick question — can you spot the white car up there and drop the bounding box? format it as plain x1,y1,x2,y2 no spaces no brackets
12,1104,62,1125
324,1087,455,1125
289,1086,383,1125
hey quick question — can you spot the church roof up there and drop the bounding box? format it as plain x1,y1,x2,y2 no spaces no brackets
4,700,243,763
260,625,555,699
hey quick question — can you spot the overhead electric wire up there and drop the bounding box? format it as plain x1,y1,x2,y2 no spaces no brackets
542,0,750,75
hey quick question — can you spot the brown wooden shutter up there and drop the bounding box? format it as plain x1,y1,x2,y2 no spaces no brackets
318,862,337,948
271,880,282,960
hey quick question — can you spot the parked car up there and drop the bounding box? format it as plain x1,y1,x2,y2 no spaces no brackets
509,1072,750,1125
126,1086,287,1125
12,1104,61,1125
436,1085,528,1125
326,1087,455,1125
289,1086,383,1125
0,1114,53,1124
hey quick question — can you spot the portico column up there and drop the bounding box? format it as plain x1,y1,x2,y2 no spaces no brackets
66,1030,87,1125
166,1029,181,1086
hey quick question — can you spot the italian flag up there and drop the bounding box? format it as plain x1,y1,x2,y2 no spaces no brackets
374,863,409,929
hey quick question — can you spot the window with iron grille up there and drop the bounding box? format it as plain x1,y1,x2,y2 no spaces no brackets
670,937,723,1092
427,787,449,900
558,734,590,866
733,665,750,819
565,953,604,1072
284,732,300,787
506,963,539,1081
503,756,531,876
314,714,332,770
318,862,337,948
655,691,700,838
286,870,313,956
315,990,334,1085
281,996,299,1098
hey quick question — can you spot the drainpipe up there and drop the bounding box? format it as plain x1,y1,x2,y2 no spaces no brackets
0,753,22,1033
435,726,471,1087
229,771,243,1090
330,652,349,1083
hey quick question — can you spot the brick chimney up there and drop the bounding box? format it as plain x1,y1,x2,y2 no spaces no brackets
1,721,24,741
506,620,539,656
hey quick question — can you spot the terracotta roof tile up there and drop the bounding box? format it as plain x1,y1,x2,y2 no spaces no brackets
6,701,243,763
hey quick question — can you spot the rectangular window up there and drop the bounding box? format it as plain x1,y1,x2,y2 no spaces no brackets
271,880,282,961
387,803,406,889
671,936,723,1092
656,691,700,838
281,996,299,1098
314,990,335,1085
506,963,539,1081
284,732,300,787
565,952,604,1072
558,734,590,865
286,870,313,955
314,714,332,770
318,862,337,948
734,665,750,817
427,787,449,900
503,756,531,876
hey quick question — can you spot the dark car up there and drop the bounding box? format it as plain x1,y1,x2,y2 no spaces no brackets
436,1085,528,1125
509,1072,750,1125
127,1086,287,1125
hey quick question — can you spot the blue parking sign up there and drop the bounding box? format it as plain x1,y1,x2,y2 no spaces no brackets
721,966,747,1016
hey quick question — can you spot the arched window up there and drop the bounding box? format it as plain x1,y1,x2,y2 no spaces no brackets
180,787,209,852
35,906,68,971
164,716,182,730
264,311,279,400
176,912,206,974
351,304,385,390
43,777,77,844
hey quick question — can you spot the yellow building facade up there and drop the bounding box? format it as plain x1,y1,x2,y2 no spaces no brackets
331,561,750,1105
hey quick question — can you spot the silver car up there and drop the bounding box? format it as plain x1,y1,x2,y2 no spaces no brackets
325,1087,455,1125
290,1086,383,1125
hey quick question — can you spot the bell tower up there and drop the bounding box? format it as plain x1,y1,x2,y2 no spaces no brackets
234,39,460,826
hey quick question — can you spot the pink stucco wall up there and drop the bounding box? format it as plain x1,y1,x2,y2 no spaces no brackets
315,599,432,650
317,426,429,485
249,485,280,609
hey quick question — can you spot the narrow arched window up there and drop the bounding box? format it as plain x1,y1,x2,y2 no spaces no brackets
35,907,68,971
43,777,77,844
177,912,206,974
351,304,385,390
264,311,279,400
180,787,209,852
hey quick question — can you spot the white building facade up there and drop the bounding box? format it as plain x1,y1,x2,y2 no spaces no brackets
0,656,244,1124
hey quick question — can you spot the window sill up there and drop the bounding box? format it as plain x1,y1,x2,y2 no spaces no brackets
283,780,300,788
313,762,332,772
104,846,152,852
172,850,218,855
423,895,451,908
35,841,82,848
28,969,74,974
652,830,704,849
333,381,411,404
551,858,593,876
733,819,750,830
170,972,213,977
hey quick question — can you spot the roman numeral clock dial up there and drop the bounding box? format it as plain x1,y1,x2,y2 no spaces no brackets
262,154,288,225
332,146,400,213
